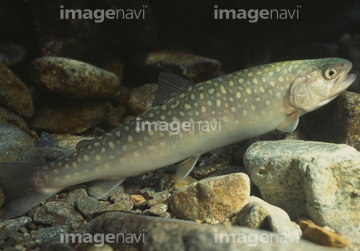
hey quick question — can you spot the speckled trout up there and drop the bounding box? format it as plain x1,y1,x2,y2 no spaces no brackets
0,57,356,219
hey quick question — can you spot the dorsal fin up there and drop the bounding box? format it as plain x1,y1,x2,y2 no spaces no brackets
152,72,195,106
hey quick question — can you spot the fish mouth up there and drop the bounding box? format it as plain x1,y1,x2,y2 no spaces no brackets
330,71,357,97
309,68,357,112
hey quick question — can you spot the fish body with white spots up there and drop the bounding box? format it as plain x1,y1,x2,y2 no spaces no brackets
0,57,356,218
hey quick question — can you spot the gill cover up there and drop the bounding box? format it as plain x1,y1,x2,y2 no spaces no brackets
289,66,339,112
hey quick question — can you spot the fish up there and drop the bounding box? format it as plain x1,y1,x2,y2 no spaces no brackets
0,57,356,219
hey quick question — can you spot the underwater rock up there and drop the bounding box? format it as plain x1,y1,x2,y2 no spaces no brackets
101,58,125,86
102,185,126,202
0,63,34,118
338,224,360,250
132,50,221,84
244,140,360,230
169,173,250,221
193,153,232,179
130,195,146,208
0,126,43,162
34,201,84,228
127,83,157,115
73,212,332,251
231,129,304,168
268,214,301,241
146,191,171,207
145,203,168,216
75,196,110,217
34,225,72,244
31,102,108,134
235,196,291,229
35,132,74,162
103,104,127,130
139,187,158,198
0,43,26,66
67,189,89,207
0,216,32,232
106,194,133,212
35,132,73,162
35,132,59,148
299,219,349,248
299,91,360,150
0,106,31,135
31,57,119,100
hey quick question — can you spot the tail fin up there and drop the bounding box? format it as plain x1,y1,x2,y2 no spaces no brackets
0,162,59,219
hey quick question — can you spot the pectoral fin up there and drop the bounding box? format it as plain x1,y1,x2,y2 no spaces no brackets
76,139,95,150
87,178,125,199
276,112,299,133
0,162,60,219
175,154,200,179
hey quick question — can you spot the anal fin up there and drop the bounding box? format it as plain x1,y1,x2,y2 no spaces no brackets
175,154,200,180
87,179,125,199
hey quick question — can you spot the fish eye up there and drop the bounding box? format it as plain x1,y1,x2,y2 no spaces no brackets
324,67,337,80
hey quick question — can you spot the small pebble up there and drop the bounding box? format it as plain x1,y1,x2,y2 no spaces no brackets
130,195,146,207
299,219,349,247
33,201,84,227
146,203,168,216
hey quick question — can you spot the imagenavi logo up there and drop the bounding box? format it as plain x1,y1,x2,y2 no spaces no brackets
214,5,301,23
60,229,147,247
60,5,148,23
135,117,222,135
213,229,300,246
